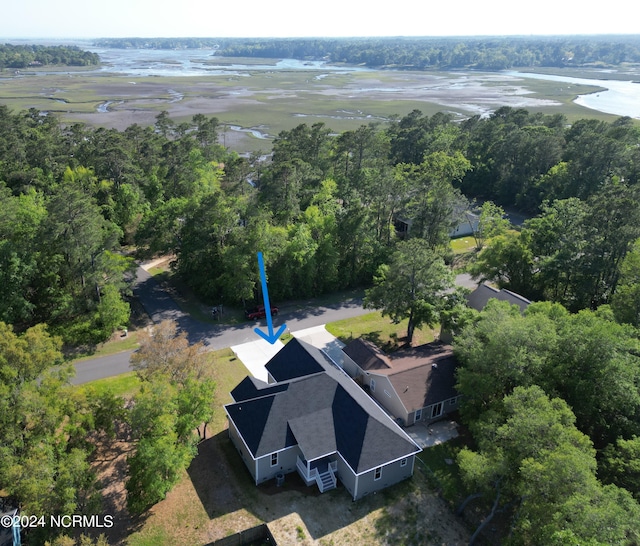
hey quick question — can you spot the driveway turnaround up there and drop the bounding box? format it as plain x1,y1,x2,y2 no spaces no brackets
230,325,345,383
230,338,284,382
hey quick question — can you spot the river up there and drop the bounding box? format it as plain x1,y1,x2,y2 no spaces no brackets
89,46,640,119
506,71,640,119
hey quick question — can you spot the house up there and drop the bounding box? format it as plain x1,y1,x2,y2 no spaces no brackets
0,505,20,546
466,282,531,313
394,211,479,240
342,340,460,426
225,339,422,501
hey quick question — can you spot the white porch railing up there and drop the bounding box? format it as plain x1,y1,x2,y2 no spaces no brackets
296,456,316,486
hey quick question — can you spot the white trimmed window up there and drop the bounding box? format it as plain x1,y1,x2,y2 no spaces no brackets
431,402,443,418
370,378,376,392
271,453,278,466
374,467,382,481
401,458,407,467
415,408,422,422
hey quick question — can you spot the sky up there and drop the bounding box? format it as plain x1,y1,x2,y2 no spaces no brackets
2,0,638,39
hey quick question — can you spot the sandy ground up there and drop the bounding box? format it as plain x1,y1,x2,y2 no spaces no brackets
89,424,470,546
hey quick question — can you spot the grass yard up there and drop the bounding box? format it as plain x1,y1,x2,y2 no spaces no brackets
325,310,437,352
68,330,140,362
76,372,141,398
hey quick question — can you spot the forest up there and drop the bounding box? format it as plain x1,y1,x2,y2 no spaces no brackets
0,44,100,69
2,101,640,543
95,35,640,69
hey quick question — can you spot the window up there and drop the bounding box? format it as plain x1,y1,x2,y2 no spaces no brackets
271,453,278,466
370,378,376,392
400,458,407,467
415,409,422,422
431,402,443,419
450,397,458,406
374,467,382,481
384,389,392,398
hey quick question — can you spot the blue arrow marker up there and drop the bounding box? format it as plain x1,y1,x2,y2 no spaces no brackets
254,252,287,344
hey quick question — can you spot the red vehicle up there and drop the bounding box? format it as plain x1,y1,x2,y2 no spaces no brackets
245,305,279,320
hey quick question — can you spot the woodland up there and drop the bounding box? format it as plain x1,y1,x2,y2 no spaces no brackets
2,99,640,543
0,45,100,69
95,35,640,70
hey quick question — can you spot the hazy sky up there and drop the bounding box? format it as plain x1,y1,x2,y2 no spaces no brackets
2,0,638,39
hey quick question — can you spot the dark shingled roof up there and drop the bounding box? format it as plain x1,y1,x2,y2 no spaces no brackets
343,338,392,371
381,343,458,412
466,283,531,313
265,338,328,381
230,375,289,402
226,344,421,474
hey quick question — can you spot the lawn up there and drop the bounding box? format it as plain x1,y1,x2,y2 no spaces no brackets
325,310,437,352
75,372,141,398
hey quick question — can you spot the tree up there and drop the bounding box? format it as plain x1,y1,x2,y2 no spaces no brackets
457,386,640,545
131,320,207,384
0,323,101,538
469,200,510,250
398,151,470,250
364,239,454,343
611,238,640,327
468,232,536,298
601,436,640,500
454,300,560,422
125,371,213,514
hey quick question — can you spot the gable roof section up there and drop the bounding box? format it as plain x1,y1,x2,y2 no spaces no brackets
382,344,458,412
265,337,328,381
226,345,421,474
467,282,531,313
343,338,392,371
230,375,289,402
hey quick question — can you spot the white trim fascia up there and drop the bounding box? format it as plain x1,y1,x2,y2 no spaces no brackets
306,450,338,464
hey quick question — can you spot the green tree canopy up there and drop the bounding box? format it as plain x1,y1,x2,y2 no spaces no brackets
364,238,454,343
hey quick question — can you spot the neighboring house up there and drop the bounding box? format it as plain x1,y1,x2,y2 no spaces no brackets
0,506,20,546
225,339,422,501
343,340,460,427
394,211,479,239
466,282,531,313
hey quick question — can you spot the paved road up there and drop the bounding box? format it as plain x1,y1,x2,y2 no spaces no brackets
72,267,479,384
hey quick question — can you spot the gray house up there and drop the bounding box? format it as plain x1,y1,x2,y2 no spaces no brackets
466,283,531,313
225,339,422,500
343,340,460,426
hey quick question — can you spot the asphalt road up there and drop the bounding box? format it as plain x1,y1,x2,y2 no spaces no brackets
71,268,478,385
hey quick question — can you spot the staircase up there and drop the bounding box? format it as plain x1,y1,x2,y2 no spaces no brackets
315,464,337,492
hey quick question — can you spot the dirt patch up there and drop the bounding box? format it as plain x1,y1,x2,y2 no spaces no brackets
88,425,136,545
119,428,471,545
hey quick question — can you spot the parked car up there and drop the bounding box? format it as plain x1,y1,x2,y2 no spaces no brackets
245,305,279,320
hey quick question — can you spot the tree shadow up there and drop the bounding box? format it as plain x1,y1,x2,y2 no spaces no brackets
186,430,417,541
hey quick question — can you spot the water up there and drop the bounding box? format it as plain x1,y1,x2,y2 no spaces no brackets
506,71,640,119
88,46,370,77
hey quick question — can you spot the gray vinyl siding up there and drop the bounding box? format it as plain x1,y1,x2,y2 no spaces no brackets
336,456,358,500
228,417,258,482
365,372,409,424
354,455,416,500
411,396,460,425
255,446,300,484
340,353,360,378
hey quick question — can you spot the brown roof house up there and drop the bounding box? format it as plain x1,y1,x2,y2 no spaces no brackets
342,339,460,427
225,339,422,500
